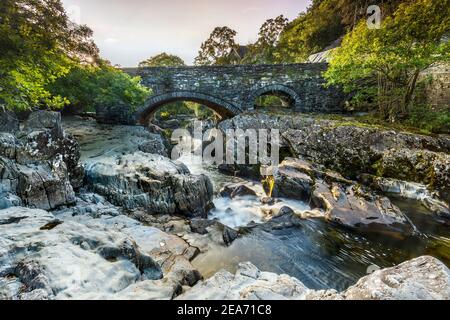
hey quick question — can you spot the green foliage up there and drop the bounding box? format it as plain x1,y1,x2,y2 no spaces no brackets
404,104,450,134
50,61,150,112
154,101,214,121
0,0,99,111
243,15,288,64
138,52,185,67
195,26,241,65
274,1,344,63
270,0,406,63
255,95,289,108
325,0,450,121
185,101,215,120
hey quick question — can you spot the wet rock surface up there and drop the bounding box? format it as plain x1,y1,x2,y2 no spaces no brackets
1,112,449,300
264,158,415,234
62,116,169,160
282,123,450,204
84,152,214,218
0,196,208,300
178,256,450,300
0,206,163,299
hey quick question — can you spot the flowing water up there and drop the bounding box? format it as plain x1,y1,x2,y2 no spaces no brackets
178,142,450,292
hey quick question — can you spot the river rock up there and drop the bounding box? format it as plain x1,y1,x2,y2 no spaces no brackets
282,124,449,204
219,183,258,199
264,159,314,201
263,158,414,234
23,110,63,134
312,181,414,234
55,193,204,293
219,114,449,204
0,207,163,300
322,256,450,300
362,176,450,218
0,200,207,300
0,111,83,210
189,218,240,246
62,117,169,160
84,152,214,218
177,261,311,300
178,256,450,300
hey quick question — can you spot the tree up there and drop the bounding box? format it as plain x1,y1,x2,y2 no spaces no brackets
272,0,405,64
138,53,185,67
195,26,240,65
0,0,99,111
274,1,344,63
50,60,150,113
324,0,450,121
243,15,288,64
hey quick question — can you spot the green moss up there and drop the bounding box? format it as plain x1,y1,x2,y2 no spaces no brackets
311,113,444,136
371,159,385,177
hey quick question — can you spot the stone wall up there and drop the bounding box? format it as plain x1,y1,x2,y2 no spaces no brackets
420,64,450,109
96,103,136,125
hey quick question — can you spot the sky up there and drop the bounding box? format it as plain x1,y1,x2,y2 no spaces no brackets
61,0,310,67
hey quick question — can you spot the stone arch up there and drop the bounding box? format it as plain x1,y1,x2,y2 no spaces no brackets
246,84,302,110
136,91,242,125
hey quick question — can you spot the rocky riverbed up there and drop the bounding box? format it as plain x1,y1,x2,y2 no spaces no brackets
1,110,449,300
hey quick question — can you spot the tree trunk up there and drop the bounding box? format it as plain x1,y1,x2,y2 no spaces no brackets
404,69,421,112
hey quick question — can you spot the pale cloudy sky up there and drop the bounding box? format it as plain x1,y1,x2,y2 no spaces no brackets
61,0,310,66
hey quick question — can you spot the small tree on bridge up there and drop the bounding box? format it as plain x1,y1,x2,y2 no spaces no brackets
243,15,288,64
138,53,186,68
195,26,241,65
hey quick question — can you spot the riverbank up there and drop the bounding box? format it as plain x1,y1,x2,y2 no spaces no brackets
0,110,449,300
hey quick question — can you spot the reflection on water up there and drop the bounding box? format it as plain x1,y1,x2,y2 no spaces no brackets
193,215,450,291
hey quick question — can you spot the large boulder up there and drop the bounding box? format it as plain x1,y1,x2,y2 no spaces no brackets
0,111,83,210
62,117,169,160
263,158,414,234
85,152,214,218
311,181,413,234
0,207,163,300
219,182,258,199
329,256,450,300
0,202,207,300
177,261,310,300
282,124,450,203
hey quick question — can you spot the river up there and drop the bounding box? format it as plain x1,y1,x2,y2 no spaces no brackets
64,116,450,292
178,138,450,292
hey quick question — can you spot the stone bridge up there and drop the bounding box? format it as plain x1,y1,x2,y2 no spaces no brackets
119,63,346,125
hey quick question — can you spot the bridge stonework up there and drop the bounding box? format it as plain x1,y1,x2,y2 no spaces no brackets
121,63,346,125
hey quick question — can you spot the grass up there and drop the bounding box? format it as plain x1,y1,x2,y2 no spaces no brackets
307,112,449,136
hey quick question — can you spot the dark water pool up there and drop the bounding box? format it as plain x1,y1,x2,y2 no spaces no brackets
193,196,450,292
